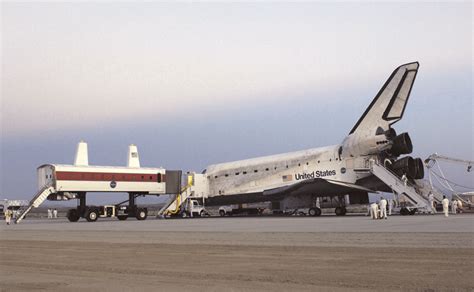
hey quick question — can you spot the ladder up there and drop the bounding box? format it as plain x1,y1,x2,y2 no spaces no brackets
15,185,55,224
414,179,445,203
369,160,429,211
158,184,193,217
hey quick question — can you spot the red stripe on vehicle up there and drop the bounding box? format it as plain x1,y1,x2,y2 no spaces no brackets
55,171,165,182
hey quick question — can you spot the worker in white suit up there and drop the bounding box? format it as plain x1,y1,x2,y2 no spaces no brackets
53,208,58,219
441,196,449,217
457,199,463,213
379,197,388,219
451,199,457,215
4,209,13,225
47,208,52,219
401,174,408,187
428,192,436,214
388,198,394,216
370,202,379,220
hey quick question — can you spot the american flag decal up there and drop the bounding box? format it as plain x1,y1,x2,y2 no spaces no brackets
282,174,293,182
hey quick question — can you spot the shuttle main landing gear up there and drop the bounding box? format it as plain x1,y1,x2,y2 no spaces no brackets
334,195,347,216
335,206,347,216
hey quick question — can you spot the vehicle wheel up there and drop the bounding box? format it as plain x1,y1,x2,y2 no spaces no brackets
117,215,128,221
309,207,322,217
400,207,409,216
409,208,417,215
219,210,226,217
85,208,98,222
67,209,80,222
335,207,347,216
199,210,205,217
135,208,147,220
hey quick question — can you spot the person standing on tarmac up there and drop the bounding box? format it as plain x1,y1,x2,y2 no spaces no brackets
457,199,463,213
4,209,13,225
379,197,388,219
188,199,193,218
47,208,52,219
442,196,450,217
428,192,436,214
451,199,458,215
53,208,58,219
388,198,394,216
370,202,379,219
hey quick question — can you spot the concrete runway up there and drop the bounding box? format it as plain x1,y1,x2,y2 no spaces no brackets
1,214,473,291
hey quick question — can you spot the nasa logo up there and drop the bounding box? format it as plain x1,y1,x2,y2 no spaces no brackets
341,167,346,174
110,181,117,188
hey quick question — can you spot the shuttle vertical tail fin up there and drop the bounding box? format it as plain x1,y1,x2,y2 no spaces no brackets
349,62,419,135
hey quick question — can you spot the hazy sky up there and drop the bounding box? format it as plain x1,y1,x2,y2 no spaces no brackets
1,2,472,203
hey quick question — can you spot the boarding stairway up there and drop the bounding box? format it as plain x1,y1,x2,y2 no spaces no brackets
414,179,445,203
369,160,431,212
15,185,55,224
158,183,193,217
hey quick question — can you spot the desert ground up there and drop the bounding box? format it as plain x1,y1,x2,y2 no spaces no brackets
1,215,473,291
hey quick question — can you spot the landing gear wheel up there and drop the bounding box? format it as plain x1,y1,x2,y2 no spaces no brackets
400,207,409,216
67,209,80,222
309,207,322,217
117,215,128,221
335,207,347,216
85,208,98,222
135,208,148,220
219,210,226,217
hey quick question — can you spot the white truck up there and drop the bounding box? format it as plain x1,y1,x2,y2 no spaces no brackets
182,198,209,217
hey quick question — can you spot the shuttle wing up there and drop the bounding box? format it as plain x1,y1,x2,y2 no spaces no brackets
349,62,419,135
263,178,376,197
205,178,375,206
